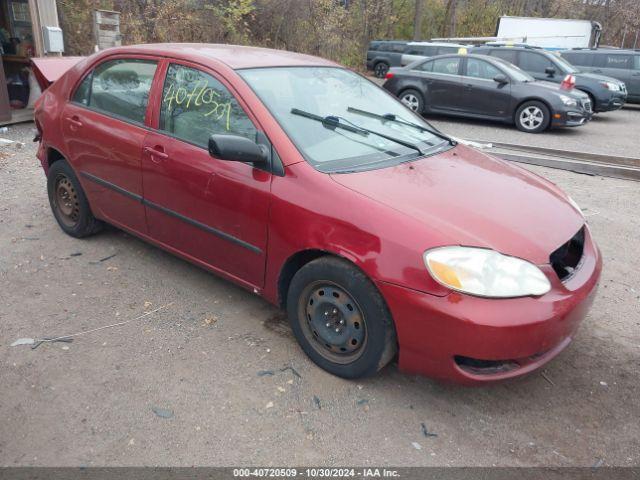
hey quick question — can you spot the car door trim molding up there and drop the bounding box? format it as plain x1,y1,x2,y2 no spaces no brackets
80,171,262,255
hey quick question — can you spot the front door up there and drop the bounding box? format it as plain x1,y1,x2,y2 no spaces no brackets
461,57,511,118
142,61,271,288
62,57,159,234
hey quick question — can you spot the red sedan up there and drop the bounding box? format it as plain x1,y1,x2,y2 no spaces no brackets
34,44,602,384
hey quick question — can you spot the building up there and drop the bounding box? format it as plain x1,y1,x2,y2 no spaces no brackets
1,0,63,125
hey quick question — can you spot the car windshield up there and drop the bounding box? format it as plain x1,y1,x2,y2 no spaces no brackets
552,52,579,74
239,67,450,173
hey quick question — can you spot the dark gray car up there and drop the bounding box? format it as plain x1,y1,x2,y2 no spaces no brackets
559,49,640,104
472,44,627,112
366,40,408,78
383,54,592,133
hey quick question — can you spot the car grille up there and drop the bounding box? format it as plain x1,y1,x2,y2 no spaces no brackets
582,99,592,112
550,227,585,281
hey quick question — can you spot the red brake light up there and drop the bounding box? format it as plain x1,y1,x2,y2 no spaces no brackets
385,72,394,79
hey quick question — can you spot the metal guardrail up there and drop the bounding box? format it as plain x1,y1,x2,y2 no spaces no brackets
465,139,640,181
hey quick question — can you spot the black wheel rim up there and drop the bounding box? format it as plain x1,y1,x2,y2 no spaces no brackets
53,173,80,228
298,281,367,364
375,64,388,78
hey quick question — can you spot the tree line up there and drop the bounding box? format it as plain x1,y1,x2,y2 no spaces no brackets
58,0,640,68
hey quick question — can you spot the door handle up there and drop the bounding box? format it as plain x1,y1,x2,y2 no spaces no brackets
464,83,473,90
66,116,83,128
144,146,169,161
593,69,603,73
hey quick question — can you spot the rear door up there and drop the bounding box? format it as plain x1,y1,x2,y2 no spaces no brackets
141,60,272,288
62,56,159,234
460,57,511,118
412,56,464,112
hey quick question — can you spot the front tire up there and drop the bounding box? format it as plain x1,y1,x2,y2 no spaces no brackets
286,257,397,379
515,101,550,133
47,159,103,238
399,89,424,113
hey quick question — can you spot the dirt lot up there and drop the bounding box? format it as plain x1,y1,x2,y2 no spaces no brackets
1,122,639,467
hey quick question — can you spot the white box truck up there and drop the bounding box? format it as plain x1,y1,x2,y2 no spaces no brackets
495,16,601,50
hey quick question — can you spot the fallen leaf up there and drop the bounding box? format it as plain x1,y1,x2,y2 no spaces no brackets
265,401,274,409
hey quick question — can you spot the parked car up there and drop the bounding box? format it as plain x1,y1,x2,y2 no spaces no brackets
35,44,601,384
366,40,408,78
559,48,640,104
384,53,592,133
472,43,627,112
400,42,467,66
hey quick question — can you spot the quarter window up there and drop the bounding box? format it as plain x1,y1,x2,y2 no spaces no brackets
601,54,633,70
159,64,257,148
431,57,460,75
466,58,501,80
88,59,157,124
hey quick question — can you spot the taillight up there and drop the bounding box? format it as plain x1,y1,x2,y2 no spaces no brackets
560,74,575,90
385,72,394,79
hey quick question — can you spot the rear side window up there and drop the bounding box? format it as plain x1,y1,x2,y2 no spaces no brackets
416,60,433,72
520,52,554,73
159,63,257,149
597,54,633,70
72,74,92,106
431,57,460,75
489,49,517,64
561,52,592,66
635,56,640,71
392,43,406,52
80,59,158,124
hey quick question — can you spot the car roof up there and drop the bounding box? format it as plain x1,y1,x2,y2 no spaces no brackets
99,43,339,70
407,42,466,47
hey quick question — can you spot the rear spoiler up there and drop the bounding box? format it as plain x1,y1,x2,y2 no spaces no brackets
30,56,86,91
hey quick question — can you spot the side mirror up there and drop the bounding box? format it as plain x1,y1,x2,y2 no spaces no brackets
545,67,556,76
208,134,269,164
493,74,509,84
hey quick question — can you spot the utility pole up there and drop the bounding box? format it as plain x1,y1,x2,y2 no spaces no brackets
413,0,424,41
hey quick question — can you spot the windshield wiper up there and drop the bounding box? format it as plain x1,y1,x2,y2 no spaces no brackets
347,106,456,146
291,108,426,155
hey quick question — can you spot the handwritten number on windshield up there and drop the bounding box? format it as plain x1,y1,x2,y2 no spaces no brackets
163,81,232,130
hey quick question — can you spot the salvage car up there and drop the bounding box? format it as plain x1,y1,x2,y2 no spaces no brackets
473,43,627,112
384,53,592,132
34,44,602,384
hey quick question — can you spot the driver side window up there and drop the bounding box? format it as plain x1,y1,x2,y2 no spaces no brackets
159,64,257,148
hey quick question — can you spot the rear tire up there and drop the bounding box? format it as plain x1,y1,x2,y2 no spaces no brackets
515,101,550,133
47,159,103,238
374,61,390,78
286,257,397,379
399,89,424,114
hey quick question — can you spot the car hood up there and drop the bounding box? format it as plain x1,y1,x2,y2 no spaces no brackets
575,71,624,85
527,80,589,99
329,145,584,265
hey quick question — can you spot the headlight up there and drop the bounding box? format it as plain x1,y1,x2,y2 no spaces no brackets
601,81,620,91
424,247,551,298
559,94,577,107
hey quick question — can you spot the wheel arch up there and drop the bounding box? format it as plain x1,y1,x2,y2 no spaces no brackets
277,249,375,310
513,97,553,123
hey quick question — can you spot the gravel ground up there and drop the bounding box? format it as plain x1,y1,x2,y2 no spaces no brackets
1,122,639,467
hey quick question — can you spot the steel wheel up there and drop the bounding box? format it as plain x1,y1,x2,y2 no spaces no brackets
519,106,544,130
53,174,80,228
298,281,367,364
401,93,420,112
